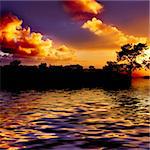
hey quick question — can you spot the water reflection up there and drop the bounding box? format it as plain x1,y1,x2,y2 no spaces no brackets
0,79,149,149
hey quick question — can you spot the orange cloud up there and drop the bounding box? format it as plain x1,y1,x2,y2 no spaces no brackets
82,18,149,47
0,13,75,61
63,0,103,20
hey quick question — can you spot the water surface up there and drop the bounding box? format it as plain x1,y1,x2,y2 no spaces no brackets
0,79,149,149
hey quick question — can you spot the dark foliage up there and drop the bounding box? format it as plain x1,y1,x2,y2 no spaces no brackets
0,61,131,90
1,43,149,90
117,43,149,75
103,43,150,77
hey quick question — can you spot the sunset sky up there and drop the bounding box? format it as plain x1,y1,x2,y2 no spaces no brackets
0,0,149,76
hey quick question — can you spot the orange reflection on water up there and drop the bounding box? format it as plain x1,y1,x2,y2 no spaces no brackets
0,80,149,149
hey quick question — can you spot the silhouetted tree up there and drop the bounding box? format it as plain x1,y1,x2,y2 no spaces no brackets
39,63,47,70
103,61,121,72
117,43,150,76
64,65,83,71
89,65,95,70
10,60,21,66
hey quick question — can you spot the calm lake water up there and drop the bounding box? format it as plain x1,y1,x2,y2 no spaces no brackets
0,79,149,150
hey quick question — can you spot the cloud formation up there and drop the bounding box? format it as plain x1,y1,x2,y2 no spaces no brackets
0,13,75,61
82,18,149,48
63,0,103,20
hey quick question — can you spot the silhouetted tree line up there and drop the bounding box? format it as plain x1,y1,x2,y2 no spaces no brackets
103,43,150,75
0,61,131,90
0,43,149,90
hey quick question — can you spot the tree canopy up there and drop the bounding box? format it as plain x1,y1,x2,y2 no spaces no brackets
104,43,150,76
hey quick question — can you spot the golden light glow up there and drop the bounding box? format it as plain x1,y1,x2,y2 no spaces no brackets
81,18,150,76
136,48,150,64
63,0,103,20
75,0,103,14
0,14,75,60
82,18,149,47
133,48,150,77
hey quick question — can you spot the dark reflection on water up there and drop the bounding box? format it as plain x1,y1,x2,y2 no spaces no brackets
0,79,149,149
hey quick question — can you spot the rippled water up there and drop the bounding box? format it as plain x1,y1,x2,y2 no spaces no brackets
0,79,150,150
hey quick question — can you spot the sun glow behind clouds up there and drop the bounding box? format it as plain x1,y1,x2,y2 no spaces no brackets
63,0,103,20
64,0,103,15
0,14,75,61
0,0,149,75
136,48,150,65
82,18,149,47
